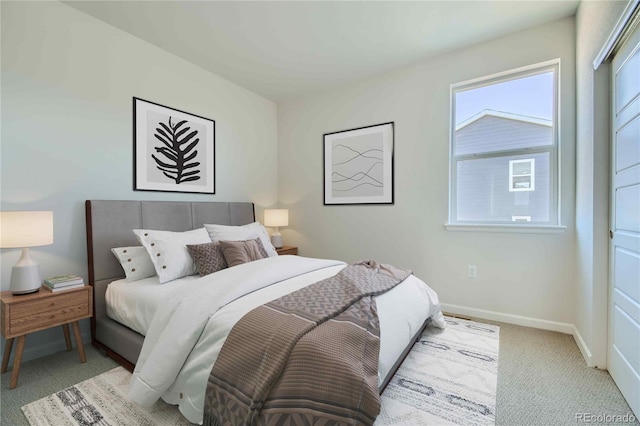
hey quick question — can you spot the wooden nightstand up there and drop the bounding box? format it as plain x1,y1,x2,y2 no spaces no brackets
276,246,298,256
1,285,92,389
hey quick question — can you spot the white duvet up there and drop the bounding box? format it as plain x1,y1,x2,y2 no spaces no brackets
127,256,445,424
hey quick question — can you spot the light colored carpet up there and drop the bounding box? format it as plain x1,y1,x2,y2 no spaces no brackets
490,320,639,426
21,317,499,425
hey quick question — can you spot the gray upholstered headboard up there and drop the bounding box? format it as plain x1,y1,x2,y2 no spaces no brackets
84,200,255,367
86,200,255,285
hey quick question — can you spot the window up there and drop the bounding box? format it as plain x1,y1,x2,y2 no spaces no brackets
448,60,559,227
509,159,535,192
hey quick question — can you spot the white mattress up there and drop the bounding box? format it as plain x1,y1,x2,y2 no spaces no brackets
106,275,198,336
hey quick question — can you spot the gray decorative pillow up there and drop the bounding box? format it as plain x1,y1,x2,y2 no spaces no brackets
187,242,228,277
220,238,268,268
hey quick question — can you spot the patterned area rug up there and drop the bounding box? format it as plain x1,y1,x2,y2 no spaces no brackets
22,317,498,426
22,367,191,426
377,317,499,425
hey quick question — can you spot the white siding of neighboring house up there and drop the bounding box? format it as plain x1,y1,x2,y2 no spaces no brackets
456,115,553,155
455,116,553,222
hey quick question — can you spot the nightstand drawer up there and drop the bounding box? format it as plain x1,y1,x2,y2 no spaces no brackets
9,303,89,336
11,291,88,319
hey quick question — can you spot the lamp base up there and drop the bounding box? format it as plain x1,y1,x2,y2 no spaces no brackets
271,234,283,249
11,265,42,294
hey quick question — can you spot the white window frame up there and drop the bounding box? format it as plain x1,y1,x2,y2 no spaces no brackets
446,59,565,233
509,159,535,192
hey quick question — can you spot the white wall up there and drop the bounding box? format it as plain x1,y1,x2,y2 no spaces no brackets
575,0,630,368
0,1,278,362
278,18,577,328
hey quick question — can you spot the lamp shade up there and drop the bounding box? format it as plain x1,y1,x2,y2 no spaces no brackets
0,211,54,248
264,209,288,227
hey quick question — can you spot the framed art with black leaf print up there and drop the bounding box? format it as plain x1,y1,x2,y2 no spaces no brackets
133,97,215,194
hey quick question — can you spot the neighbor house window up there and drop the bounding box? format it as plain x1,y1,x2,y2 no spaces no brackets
509,159,535,192
448,60,559,226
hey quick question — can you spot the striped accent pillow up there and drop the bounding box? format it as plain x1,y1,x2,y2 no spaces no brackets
219,238,268,268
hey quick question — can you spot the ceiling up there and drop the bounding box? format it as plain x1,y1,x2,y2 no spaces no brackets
65,1,580,102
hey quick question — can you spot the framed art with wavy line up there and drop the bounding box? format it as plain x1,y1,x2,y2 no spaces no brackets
323,122,394,205
133,97,215,194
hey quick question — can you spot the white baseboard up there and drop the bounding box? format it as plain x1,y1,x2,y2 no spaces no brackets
441,303,574,334
440,303,597,367
572,325,594,367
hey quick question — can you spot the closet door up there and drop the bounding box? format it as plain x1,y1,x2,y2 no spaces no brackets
609,19,640,418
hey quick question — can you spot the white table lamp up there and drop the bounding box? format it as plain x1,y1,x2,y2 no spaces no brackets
264,209,288,249
0,211,54,294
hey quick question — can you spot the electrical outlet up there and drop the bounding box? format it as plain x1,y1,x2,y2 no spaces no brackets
467,265,477,278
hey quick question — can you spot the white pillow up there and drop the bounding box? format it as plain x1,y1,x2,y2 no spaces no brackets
242,222,278,257
204,223,256,242
133,228,211,283
204,222,278,257
111,246,156,282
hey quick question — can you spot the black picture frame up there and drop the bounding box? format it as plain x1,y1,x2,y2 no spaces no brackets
323,122,394,205
133,97,215,194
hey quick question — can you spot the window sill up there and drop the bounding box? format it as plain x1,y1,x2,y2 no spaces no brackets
444,223,567,234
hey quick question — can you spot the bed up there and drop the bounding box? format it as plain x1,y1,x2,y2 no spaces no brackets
85,200,445,425
86,200,257,370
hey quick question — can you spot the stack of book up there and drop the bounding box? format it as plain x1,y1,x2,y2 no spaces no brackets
42,275,84,292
